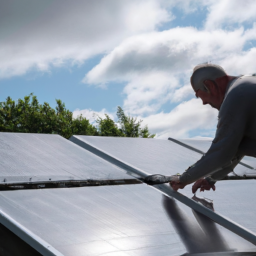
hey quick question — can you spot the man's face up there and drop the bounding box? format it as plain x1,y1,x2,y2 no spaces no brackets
195,87,220,109
193,76,231,110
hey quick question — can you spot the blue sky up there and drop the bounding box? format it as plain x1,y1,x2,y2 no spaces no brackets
1,0,256,138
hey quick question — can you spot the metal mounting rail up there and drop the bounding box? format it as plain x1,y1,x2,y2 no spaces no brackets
70,136,256,246
0,179,141,191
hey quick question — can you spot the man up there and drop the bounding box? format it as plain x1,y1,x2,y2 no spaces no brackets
170,63,256,193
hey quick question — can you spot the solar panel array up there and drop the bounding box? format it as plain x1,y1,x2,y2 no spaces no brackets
0,132,256,256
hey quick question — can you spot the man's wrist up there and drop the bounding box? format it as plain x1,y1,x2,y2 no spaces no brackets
205,177,216,185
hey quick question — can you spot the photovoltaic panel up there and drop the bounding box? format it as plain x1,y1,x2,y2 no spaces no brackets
0,132,133,185
70,136,256,246
0,184,255,256
0,185,186,256
0,134,255,255
70,136,251,179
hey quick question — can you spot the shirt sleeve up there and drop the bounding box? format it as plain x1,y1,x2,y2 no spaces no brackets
207,136,256,182
179,88,249,184
208,154,244,182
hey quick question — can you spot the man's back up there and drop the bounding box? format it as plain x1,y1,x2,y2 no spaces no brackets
219,75,256,142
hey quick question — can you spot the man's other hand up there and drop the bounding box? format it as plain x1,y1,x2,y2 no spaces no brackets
192,178,216,194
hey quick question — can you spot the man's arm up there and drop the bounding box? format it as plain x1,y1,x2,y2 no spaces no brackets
192,154,244,193
205,137,256,183
178,88,249,186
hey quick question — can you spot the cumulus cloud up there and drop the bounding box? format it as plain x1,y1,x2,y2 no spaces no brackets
220,47,256,75
83,4,256,136
85,25,256,117
73,108,114,123
85,27,255,84
171,84,194,103
122,72,179,115
0,0,171,78
141,99,218,139
205,0,256,30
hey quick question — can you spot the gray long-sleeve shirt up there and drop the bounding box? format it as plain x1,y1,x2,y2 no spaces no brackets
180,75,256,184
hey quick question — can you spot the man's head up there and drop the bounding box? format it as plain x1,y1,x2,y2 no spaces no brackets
191,63,229,110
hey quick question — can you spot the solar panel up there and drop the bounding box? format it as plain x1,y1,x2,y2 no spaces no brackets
70,135,251,179
70,136,256,246
0,132,134,186
0,185,185,256
1,133,256,255
0,184,255,256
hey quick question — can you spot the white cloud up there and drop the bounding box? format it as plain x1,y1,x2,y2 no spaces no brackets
85,26,256,117
141,99,218,139
0,0,171,78
72,108,114,123
171,84,194,103
122,72,179,115
85,27,252,85
220,47,256,75
205,0,256,30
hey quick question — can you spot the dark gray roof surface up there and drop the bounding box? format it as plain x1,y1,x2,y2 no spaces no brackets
0,132,132,184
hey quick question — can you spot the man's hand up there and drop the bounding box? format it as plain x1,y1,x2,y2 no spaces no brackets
170,181,187,191
192,178,216,194
169,175,187,191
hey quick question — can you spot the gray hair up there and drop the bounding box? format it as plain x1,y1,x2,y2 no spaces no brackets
190,63,227,92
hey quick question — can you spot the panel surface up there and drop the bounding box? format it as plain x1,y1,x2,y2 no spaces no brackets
70,136,256,246
70,136,250,179
0,132,132,184
177,138,212,153
0,184,255,256
0,185,185,256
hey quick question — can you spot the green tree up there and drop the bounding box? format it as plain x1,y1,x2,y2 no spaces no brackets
116,106,155,138
72,114,98,136
96,114,123,137
0,94,154,139
96,106,155,138
0,94,97,139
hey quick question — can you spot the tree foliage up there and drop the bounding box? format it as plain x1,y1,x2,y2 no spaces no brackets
96,106,155,138
0,94,155,139
0,94,97,138
96,114,123,137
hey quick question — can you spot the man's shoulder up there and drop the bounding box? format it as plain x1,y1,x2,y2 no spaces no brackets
226,75,256,98
231,75,256,89
219,76,256,116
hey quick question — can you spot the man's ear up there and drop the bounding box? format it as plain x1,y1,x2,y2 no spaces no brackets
204,80,215,93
